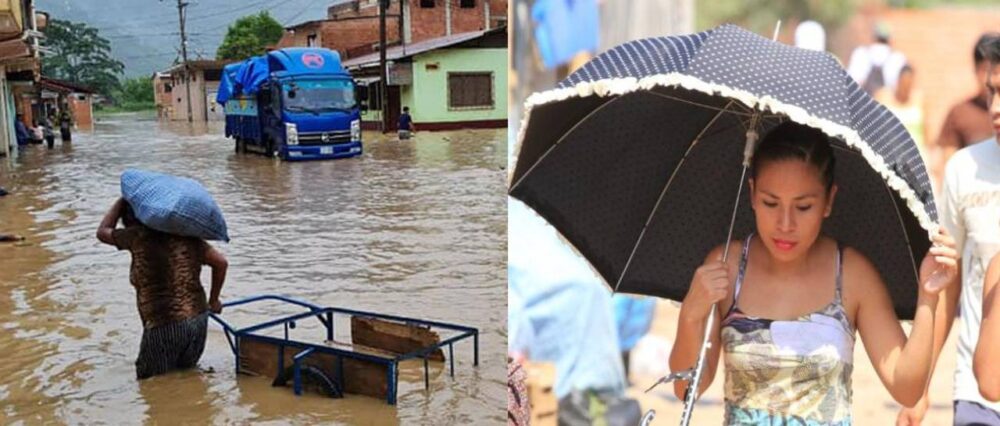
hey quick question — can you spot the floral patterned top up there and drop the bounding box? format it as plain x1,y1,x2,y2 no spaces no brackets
720,234,855,425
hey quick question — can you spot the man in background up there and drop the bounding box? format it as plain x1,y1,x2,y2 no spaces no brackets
927,33,999,190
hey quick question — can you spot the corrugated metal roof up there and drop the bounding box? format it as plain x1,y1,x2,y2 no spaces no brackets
342,27,502,69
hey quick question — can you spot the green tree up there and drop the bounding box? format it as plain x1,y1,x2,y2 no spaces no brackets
41,19,124,96
116,76,154,105
216,11,284,61
696,0,859,37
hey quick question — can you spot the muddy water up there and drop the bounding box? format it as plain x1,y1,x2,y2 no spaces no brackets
0,113,507,425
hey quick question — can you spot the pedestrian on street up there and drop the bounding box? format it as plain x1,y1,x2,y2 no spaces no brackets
398,106,415,140
58,105,72,142
96,197,229,379
899,36,1000,426
926,33,1000,191
847,23,908,96
42,115,56,149
14,113,29,147
896,36,1000,426
670,122,957,424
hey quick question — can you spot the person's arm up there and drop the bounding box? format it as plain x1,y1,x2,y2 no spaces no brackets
898,165,966,425
204,243,228,314
974,253,1000,401
857,229,958,407
668,243,735,399
96,198,126,246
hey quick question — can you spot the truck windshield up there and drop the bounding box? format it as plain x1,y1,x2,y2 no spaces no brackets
283,79,355,113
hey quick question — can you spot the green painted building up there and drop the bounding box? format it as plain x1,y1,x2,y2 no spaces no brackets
344,26,507,131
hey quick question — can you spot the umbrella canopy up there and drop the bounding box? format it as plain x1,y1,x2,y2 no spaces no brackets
509,24,936,320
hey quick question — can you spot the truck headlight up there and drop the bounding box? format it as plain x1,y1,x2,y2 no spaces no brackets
286,123,298,145
351,119,361,142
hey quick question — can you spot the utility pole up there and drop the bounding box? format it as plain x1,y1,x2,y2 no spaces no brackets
176,0,193,123
379,0,389,132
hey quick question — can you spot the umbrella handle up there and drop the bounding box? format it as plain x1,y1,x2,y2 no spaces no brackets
678,306,716,426
679,125,758,425
640,409,656,426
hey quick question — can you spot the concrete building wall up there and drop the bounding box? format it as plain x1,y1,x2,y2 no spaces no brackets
401,47,506,124
153,76,173,119
67,93,92,128
170,69,222,121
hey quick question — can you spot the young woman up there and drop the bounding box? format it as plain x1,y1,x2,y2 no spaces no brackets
668,122,958,425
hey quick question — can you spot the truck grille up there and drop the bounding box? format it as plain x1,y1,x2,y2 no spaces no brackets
298,130,352,145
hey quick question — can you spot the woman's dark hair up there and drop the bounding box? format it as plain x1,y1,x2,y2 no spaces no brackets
751,121,836,192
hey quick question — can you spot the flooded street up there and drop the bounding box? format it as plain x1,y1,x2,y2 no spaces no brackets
0,113,507,425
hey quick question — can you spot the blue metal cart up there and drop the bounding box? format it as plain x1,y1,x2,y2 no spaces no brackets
209,294,479,404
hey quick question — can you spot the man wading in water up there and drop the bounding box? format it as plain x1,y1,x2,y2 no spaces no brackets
96,198,228,379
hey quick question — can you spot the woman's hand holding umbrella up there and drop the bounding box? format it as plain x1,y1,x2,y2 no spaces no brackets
919,227,959,294
682,260,732,321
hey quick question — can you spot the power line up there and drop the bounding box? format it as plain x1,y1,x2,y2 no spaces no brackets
118,51,178,60
186,0,286,22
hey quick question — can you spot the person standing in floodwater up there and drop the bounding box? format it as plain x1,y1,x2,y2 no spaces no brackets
398,106,416,140
96,198,229,379
58,105,72,142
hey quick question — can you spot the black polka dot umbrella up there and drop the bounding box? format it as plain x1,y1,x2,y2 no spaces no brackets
508,24,937,424
510,24,936,320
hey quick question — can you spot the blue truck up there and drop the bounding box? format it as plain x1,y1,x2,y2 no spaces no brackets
217,48,366,161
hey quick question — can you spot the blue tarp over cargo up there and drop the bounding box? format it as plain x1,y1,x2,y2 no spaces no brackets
215,63,243,105
216,56,269,105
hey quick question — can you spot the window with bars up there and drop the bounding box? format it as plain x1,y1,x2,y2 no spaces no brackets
447,72,493,109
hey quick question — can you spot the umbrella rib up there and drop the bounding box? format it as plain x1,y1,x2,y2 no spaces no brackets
647,90,754,116
613,99,737,292
830,144,921,295
509,96,622,193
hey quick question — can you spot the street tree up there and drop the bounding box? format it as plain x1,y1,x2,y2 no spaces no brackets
41,19,124,96
216,11,284,61
115,76,155,107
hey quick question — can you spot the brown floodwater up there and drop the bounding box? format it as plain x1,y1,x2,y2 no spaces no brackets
0,113,507,425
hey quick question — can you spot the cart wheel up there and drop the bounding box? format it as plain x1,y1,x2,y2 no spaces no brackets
273,365,343,398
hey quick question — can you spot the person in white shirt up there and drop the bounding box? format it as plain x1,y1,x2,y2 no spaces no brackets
897,36,1000,426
